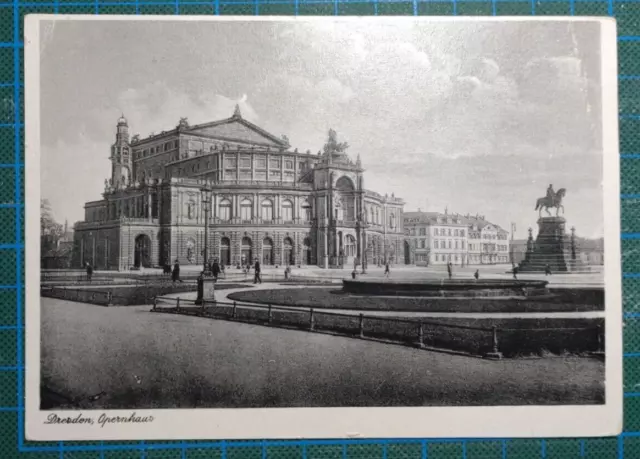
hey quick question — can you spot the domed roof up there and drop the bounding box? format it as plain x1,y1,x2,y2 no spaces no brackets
117,114,128,125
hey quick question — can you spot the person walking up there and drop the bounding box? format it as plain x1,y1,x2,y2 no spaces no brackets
512,265,519,280
447,261,453,280
384,262,390,278
212,259,220,281
254,259,262,284
220,263,226,279
172,259,183,283
474,269,479,280
545,264,552,276
85,262,93,283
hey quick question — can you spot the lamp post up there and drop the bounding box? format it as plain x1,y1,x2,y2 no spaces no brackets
201,183,212,276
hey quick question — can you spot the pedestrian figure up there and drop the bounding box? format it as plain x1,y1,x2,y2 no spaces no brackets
220,263,226,279
85,262,93,283
172,259,183,283
384,262,390,278
545,264,552,276
447,262,453,280
512,265,519,280
212,259,220,281
254,259,262,284
284,265,291,280
474,269,479,280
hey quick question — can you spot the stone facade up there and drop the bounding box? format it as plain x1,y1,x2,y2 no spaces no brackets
73,108,405,270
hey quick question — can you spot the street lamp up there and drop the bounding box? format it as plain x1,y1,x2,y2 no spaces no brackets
201,183,213,276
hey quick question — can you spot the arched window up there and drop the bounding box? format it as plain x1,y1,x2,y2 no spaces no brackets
241,237,252,265
375,208,379,225
262,237,274,265
301,200,312,221
219,199,231,221
283,237,294,265
369,207,374,224
240,199,252,221
389,213,395,229
282,200,293,221
434,240,439,249
261,199,273,221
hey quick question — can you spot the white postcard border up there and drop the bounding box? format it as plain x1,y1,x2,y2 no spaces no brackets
24,15,623,441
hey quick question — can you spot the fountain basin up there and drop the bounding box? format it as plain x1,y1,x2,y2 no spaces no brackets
342,278,549,298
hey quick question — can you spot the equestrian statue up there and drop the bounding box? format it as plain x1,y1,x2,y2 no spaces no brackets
535,184,566,217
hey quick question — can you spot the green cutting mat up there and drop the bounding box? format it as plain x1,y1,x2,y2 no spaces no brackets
6,1,638,458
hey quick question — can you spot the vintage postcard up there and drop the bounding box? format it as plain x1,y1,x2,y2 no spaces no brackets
25,16,621,440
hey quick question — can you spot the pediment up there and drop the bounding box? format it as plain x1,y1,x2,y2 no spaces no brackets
186,118,286,148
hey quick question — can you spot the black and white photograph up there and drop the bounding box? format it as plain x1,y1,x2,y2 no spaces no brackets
25,16,621,440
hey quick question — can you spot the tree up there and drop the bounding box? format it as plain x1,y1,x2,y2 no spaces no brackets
323,129,349,156
41,199,64,253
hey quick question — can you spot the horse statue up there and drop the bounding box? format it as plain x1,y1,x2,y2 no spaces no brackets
535,188,566,217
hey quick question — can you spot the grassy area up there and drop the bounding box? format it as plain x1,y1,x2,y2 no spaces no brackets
227,287,604,313
41,283,251,306
42,298,604,409
165,303,603,357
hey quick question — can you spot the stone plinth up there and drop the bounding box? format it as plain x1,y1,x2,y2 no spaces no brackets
195,277,216,304
518,217,569,273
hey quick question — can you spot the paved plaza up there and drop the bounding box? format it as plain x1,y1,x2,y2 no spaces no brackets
41,297,604,409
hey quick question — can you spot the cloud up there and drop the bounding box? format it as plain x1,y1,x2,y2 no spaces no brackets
40,20,606,238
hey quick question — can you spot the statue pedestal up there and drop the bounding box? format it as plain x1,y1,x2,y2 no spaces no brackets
518,217,570,273
195,277,216,305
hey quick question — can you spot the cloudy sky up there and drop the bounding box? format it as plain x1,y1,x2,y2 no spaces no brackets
40,18,604,238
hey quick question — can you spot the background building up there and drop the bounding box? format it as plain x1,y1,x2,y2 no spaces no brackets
403,211,510,266
71,109,405,270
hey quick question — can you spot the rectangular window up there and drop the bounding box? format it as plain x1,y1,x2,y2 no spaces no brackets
262,204,273,221
225,171,236,179
239,170,251,180
227,158,237,168
254,171,266,181
256,158,266,169
460,230,465,237
448,229,452,236
285,160,294,169
448,240,452,249
240,157,251,168
219,205,230,221
269,170,280,177
282,205,292,221
420,228,426,236
241,205,252,221
434,241,438,249
270,159,280,169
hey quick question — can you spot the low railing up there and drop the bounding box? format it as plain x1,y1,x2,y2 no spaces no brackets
151,297,604,358
152,297,496,356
